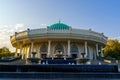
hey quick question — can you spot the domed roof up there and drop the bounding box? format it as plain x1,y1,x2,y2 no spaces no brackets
48,22,71,30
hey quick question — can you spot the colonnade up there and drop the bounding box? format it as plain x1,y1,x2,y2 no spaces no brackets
15,40,104,60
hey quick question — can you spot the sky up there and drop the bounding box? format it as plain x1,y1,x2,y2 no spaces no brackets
0,0,120,51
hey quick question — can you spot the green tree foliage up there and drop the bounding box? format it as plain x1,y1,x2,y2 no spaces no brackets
0,47,14,59
104,39,120,60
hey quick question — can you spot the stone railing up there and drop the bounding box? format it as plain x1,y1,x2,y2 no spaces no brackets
10,28,108,45
71,28,108,40
28,28,107,40
10,35,16,43
16,31,28,39
10,30,28,43
28,28,47,35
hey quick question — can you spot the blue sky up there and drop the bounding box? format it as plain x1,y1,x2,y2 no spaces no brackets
0,0,120,51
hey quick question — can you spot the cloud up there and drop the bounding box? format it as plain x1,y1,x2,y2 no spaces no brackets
40,24,47,28
0,23,25,52
109,36,120,41
41,24,46,26
15,24,24,30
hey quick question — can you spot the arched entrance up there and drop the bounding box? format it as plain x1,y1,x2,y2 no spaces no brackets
70,44,79,58
54,44,64,58
40,44,47,58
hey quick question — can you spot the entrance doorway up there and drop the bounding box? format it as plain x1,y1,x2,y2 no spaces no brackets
72,54,77,58
54,44,64,58
41,54,47,58
40,44,47,58
70,44,79,58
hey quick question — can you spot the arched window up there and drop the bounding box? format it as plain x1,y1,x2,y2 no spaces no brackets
40,44,47,52
70,44,78,53
54,44,64,53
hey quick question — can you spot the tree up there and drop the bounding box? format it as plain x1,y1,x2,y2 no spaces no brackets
104,39,120,59
0,47,14,59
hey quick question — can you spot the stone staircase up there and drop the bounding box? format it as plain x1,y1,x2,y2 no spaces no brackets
89,60,110,65
0,59,26,65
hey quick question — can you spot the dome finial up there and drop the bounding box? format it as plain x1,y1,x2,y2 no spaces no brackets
59,19,61,23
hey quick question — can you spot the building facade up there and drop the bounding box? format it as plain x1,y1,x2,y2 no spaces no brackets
10,22,108,60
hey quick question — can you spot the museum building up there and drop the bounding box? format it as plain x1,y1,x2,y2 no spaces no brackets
10,22,108,60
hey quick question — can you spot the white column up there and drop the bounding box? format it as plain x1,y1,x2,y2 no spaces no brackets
38,45,41,58
19,43,23,56
25,47,27,59
26,46,29,58
68,40,70,57
48,40,51,57
96,43,98,59
23,47,26,59
34,45,37,58
28,45,31,58
15,48,18,57
21,48,24,59
36,45,39,58
85,41,88,57
101,46,103,57
26,46,28,64
31,41,34,53
31,41,34,57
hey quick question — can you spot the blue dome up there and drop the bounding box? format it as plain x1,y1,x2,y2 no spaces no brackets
48,23,70,30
